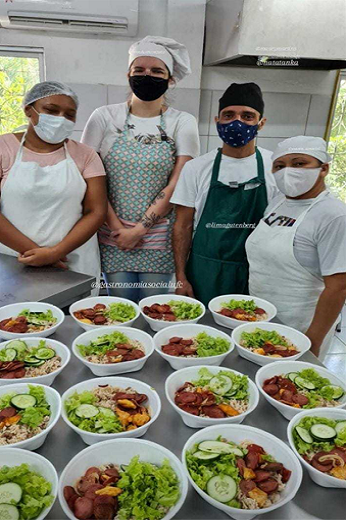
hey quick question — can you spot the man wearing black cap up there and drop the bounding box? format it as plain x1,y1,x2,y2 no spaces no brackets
170,82,278,305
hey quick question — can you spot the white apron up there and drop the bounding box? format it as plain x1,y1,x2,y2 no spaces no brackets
0,135,100,289
245,191,336,360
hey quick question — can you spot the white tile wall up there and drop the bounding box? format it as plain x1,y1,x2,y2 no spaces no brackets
256,137,284,152
305,94,331,137
67,84,108,132
199,89,213,135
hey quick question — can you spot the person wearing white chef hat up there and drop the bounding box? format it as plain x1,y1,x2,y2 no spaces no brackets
246,136,346,359
82,36,199,302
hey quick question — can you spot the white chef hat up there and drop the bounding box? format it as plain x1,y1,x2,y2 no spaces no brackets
128,35,191,81
272,136,332,163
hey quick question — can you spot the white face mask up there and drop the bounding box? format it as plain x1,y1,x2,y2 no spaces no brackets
274,167,321,197
31,108,75,144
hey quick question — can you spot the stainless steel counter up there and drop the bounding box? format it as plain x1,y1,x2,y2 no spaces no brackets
37,314,344,520
0,254,95,308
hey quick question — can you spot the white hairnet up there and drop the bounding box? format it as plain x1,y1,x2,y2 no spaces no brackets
23,81,79,108
272,136,332,163
128,35,191,82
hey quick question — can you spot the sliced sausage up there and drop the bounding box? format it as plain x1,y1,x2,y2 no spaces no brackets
281,467,292,483
201,405,226,418
94,495,116,520
258,478,279,493
9,322,28,333
0,319,11,329
239,479,256,495
94,315,107,325
74,311,84,320
94,304,106,311
263,384,279,396
255,307,266,315
254,470,271,483
63,486,76,502
311,459,333,473
163,313,176,321
179,404,200,415
279,378,297,393
176,392,197,404
0,407,17,418
85,467,101,478
181,339,193,346
219,308,233,317
245,451,260,470
126,349,145,360
182,346,197,356
262,343,276,354
169,337,183,343
246,444,265,454
313,451,335,466
14,369,26,378
292,393,309,406
281,390,294,403
201,392,215,406
81,308,95,318
84,484,104,499
264,376,278,386
74,497,94,520
162,345,180,356
261,462,283,472
236,458,246,476
67,494,79,511
1,372,17,379
330,448,346,463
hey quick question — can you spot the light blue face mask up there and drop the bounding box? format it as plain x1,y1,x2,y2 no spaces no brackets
31,107,75,144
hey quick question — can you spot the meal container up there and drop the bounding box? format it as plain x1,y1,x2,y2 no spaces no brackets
69,296,140,331
0,302,64,340
209,294,277,330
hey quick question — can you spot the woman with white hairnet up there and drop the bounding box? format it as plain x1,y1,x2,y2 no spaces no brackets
246,136,346,359
0,81,107,285
82,36,199,302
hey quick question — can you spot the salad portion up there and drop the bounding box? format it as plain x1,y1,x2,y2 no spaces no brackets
174,368,249,418
239,329,299,358
161,333,230,358
263,368,344,409
293,416,346,480
218,299,268,322
0,463,54,520
64,456,180,520
0,386,51,446
0,310,57,334
186,438,291,510
77,331,145,365
143,300,202,322
73,302,136,326
0,340,61,379
65,385,151,434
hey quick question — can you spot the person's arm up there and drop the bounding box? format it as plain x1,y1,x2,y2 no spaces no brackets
305,273,346,356
0,213,39,253
173,205,195,297
18,176,107,266
105,201,124,232
81,108,106,152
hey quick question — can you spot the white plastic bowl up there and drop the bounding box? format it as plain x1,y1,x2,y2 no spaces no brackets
287,408,346,488
61,376,161,445
182,424,302,520
0,383,61,450
0,337,71,386
256,360,346,420
153,324,233,370
0,447,58,520
69,296,140,331
139,294,206,332
58,438,188,520
232,322,311,367
72,326,154,376
209,294,277,330
165,365,259,428
0,302,65,340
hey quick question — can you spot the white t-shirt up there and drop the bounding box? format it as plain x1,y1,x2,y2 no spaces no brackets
170,147,279,229
81,102,200,159
263,191,346,278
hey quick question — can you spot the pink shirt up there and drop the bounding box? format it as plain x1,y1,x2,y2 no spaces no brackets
0,134,105,190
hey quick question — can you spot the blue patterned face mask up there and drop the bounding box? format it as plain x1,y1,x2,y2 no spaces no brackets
217,120,259,147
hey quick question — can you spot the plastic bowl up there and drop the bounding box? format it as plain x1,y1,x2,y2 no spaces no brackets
0,337,71,387
58,438,188,520
0,302,64,340
139,294,206,332
232,322,311,367
0,383,61,450
165,365,259,428
69,296,140,331
256,360,346,420
287,407,346,488
61,376,161,445
72,326,154,376
0,447,58,520
182,423,302,520
209,294,277,330
153,324,233,370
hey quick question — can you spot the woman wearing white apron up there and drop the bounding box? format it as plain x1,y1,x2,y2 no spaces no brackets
0,81,107,291
246,136,346,359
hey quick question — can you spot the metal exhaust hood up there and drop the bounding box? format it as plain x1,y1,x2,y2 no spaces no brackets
204,0,346,70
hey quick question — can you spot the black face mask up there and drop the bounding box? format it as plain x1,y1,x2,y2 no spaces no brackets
129,75,169,101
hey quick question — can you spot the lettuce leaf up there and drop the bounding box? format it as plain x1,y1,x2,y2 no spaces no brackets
19,385,51,429
221,299,257,313
78,331,131,357
105,303,136,323
167,300,202,320
18,309,56,325
195,333,230,357
240,328,288,348
292,416,344,454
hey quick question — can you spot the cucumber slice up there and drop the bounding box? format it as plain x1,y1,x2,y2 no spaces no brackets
295,426,313,444
335,421,346,434
75,404,99,419
5,340,27,354
10,394,36,409
0,483,22,504
287,372,299,382
193,450,220,460
321,385,344,400
310,424,337,441
209,375,233,395
24,358,45,367
206,475,237,503
0,504,19,520
34,348,55,360
98,407,115,418
198,440,236,455
2,349,17,362
294,377,316,390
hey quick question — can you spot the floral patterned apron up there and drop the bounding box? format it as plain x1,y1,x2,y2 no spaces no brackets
100,109,176,273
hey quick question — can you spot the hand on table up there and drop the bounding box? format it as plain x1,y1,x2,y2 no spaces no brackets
18,247,68,268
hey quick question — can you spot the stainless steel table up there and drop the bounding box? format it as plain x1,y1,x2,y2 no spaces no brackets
0,254,95,308
37,314,344,520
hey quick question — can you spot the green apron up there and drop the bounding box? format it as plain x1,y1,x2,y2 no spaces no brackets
186,147,268,305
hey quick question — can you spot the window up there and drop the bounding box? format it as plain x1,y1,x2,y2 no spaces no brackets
0,47,45,134
327,72,346,202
